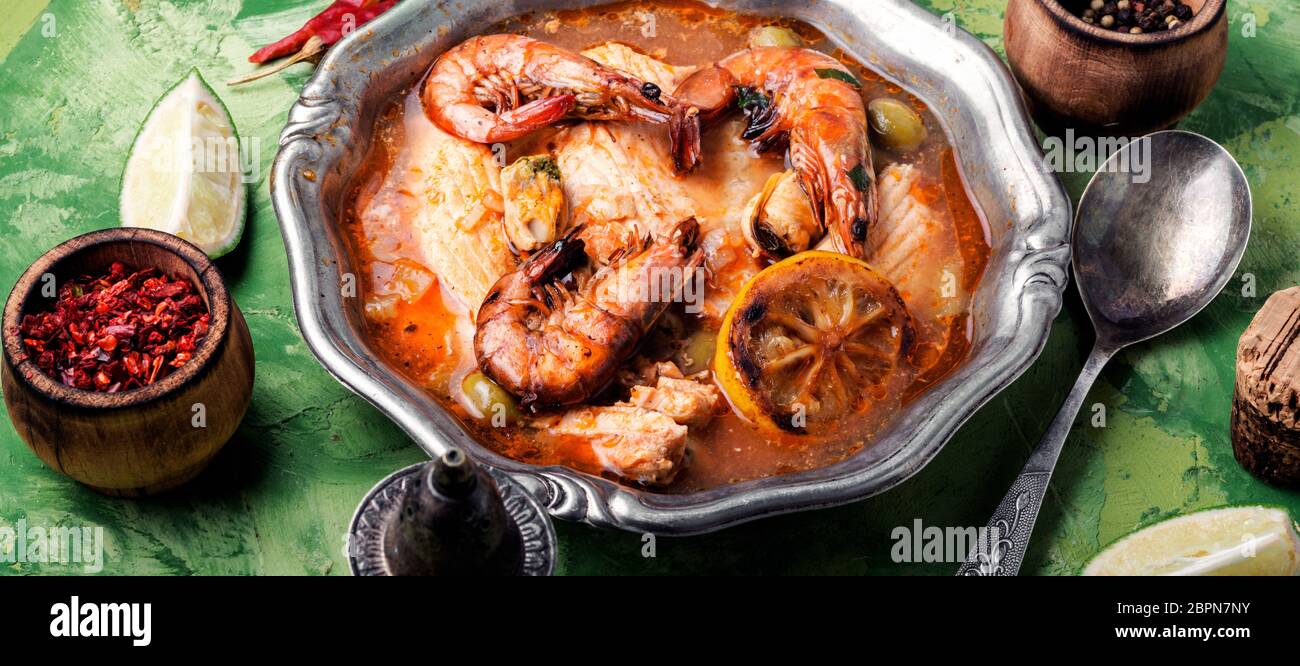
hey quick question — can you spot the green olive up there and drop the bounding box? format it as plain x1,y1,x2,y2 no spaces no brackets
461,371,520,424
868,98,927,152
748,25,803,48
642,310,686,360
675,329,717,374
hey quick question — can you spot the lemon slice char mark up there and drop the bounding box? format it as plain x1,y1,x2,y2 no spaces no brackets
715,251,916,435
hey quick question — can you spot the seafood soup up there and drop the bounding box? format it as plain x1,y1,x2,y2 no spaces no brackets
343,0,990,493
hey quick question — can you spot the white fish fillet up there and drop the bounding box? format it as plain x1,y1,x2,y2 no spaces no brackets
357,93,516,315
555,122,691,261
551,44,696,262
867,163,968,369
581,42,694,90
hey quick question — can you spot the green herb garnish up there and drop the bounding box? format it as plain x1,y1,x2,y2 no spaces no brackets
815,68,861,87
848,163,871,192
527,155,561,181
735,85,770,112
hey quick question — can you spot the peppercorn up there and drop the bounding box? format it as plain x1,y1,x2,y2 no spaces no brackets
1073,0,1193,31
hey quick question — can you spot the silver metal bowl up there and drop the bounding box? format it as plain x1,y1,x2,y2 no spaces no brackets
271,0,1071,535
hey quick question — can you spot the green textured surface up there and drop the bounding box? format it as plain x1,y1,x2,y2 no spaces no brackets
1,0,1297,575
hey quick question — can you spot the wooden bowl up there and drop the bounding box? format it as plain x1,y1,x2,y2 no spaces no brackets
2,228,254,496
1005,0,1227,137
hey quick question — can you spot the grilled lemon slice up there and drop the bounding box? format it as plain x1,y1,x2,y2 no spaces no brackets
714,251,915,434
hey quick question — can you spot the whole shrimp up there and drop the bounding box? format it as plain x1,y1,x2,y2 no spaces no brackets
474,218,704,407
670,47,877,258
423,34,683,144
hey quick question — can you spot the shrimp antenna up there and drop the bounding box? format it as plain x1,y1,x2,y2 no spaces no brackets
522,224,588,284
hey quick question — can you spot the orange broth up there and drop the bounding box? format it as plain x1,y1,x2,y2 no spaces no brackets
341,0,990,492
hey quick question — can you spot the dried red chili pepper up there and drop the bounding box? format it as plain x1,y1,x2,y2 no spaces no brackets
19,261,211,393
249,0,400,64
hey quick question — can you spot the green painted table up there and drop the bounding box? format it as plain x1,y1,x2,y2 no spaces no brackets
1,0,1297,575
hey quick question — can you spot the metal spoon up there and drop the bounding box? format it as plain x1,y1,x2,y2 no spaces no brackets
956,130,1252,576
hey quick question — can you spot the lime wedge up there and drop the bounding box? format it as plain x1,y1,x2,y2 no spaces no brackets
120,69,246,258
1084,506,1300,576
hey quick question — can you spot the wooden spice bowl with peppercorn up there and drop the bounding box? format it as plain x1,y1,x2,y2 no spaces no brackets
2,228,254,496
1005,0,1227,137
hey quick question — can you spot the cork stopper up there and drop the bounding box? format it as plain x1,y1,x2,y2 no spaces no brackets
1232,287,1300,485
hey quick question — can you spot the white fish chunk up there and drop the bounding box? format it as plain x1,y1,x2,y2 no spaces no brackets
357,94,516,316
625,375,720,429
618,357,685,388
558,43,695,262
532,404,688,485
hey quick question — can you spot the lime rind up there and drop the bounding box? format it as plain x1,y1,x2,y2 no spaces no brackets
120,68,247,258
1083,505,1300,576
189,68,247,259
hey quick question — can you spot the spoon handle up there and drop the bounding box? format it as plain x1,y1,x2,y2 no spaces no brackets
956,343,1115,576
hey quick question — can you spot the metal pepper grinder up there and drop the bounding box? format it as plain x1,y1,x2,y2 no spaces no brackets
348,448,556,576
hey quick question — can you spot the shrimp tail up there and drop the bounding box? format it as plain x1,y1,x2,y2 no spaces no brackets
669,106,702,175
488,94,578,143
667,216,701,253
670,65,737,175
738,90,785,152
522,223,588,284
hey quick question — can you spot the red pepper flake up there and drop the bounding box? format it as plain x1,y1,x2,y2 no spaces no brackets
19,261,211,393
249,0,401,64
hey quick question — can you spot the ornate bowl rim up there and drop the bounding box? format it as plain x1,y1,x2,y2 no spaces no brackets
270,0,1072,535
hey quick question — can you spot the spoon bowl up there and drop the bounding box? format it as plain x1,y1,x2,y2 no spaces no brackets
1074,130,1253,346
958,130,1251,575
